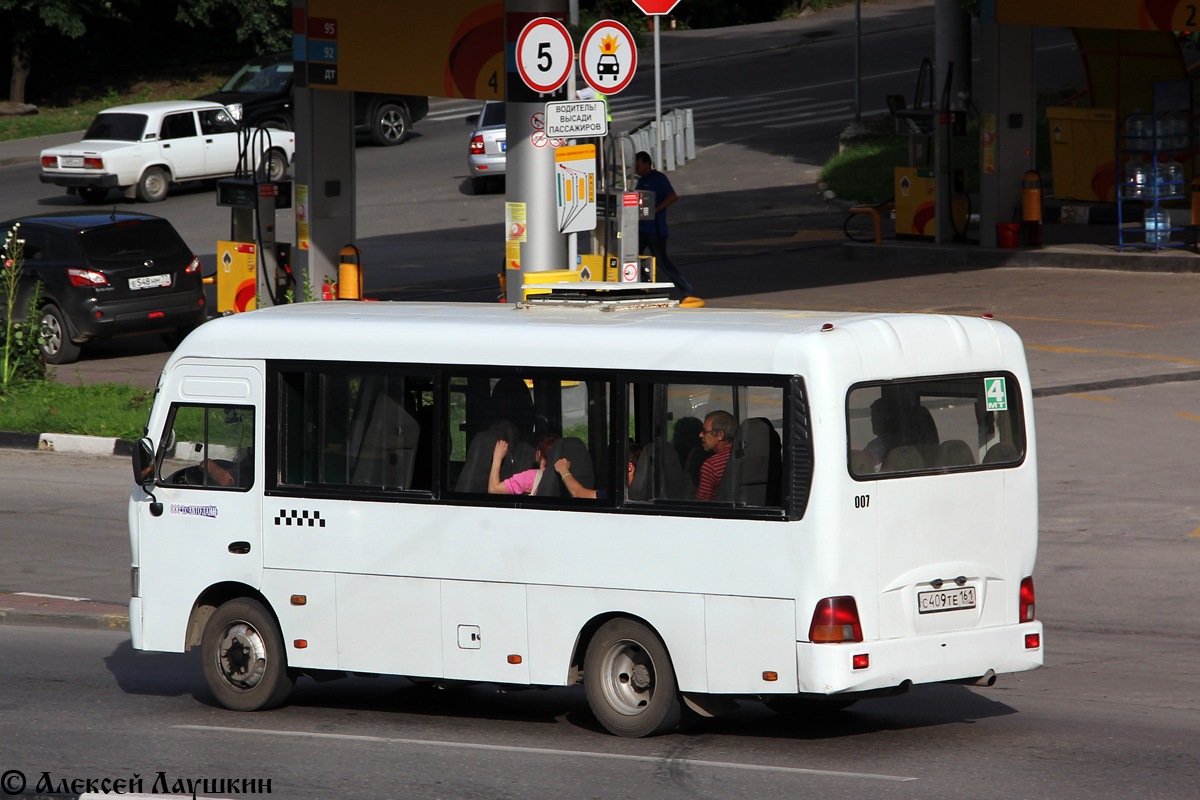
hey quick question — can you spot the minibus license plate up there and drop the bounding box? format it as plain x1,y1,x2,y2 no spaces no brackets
918,586,976,614
129,274,172,290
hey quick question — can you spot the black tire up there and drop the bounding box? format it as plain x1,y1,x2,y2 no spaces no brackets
136,166,169,203
471,177,489,195
262,116,292,132
584,618,682,737
266,149,287,182
78,187,110,204
39,304,81,365
201,598,294,712
162,325,197,349
370,102,410,146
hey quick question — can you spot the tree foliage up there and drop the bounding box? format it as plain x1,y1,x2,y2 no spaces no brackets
174,0,291,53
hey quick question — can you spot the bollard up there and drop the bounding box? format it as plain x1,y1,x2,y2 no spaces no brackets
338,244,363,301
1021,170,1043,247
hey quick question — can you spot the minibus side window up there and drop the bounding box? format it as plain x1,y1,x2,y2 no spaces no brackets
847,374,1025,477
447,371,611,501
277,369,433,492
158,404,255,491
628,382,784,508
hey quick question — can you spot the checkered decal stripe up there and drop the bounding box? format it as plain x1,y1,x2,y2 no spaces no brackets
274,509,326,527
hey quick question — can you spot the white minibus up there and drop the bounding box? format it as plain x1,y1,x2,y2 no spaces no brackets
128,299,1042,737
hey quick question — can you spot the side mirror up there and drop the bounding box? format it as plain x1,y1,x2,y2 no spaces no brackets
132,437,156,489
465,114,479,127
131,437,163,517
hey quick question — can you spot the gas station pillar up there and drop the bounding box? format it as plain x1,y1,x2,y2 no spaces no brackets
505,0,569,303
978,23,1036,248
292,1,357,300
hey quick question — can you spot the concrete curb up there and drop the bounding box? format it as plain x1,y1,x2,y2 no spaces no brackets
0,592,130,631
0,430,132,456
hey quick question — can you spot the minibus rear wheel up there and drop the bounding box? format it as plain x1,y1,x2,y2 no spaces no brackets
201,598,295,711
584,618,682,737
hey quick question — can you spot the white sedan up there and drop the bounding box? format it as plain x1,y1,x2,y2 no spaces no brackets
39,100,295,203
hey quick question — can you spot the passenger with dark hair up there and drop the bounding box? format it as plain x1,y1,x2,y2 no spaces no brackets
555,441,642,500
489,433,559,495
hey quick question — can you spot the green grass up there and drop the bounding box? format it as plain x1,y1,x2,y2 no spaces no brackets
0,73,228,143
0,381,153,440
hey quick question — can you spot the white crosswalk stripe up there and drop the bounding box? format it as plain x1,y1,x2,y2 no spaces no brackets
717,98,857,126
763,107,889,129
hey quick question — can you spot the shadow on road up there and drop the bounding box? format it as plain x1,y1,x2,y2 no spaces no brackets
104,634,1016,741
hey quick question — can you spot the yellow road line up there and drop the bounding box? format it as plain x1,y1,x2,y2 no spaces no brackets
1188,528,1200,538
742,302,1162,328
1068,394,1120,402
1177,413,1200,422
1026,345,1200,365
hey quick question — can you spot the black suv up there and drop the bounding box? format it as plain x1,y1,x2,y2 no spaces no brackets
0,212,207,364
199,52,430,146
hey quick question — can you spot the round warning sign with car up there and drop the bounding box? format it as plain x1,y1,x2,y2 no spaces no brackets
580,20,637,95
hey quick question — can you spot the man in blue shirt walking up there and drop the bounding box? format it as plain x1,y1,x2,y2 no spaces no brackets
634,151,692,296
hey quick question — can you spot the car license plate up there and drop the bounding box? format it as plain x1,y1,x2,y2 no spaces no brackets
129,274,172,291
917,586,976,614
62,157,84,168
499,141,506,152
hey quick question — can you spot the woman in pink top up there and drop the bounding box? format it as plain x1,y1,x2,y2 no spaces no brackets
488,434,559,495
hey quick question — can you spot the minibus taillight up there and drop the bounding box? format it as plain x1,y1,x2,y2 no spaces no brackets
1019,577,1036,622
809,596,863,643
470,135,485,155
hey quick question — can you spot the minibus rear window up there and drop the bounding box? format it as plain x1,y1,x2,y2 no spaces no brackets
847,373,1025,477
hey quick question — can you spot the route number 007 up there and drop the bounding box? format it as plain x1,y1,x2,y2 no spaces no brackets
854,495,870,509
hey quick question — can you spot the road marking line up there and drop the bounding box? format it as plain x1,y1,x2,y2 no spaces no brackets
1068,394,1120,402
1177,413,1200,422
14,591,90,601
992,314,1162,329
1026,345,1200,365
1188,527,1200,537
173,725,917,783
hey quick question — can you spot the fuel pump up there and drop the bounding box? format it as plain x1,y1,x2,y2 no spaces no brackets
891,59,968,242
213,124,293,312
596,135,655,283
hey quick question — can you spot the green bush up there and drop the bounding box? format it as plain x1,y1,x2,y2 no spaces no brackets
1,224,47,394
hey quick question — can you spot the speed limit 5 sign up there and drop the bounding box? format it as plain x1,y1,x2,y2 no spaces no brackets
516,17,574,94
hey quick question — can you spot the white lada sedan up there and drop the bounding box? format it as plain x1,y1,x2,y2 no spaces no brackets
39,100,294,204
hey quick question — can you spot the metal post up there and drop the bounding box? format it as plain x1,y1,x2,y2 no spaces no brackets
504,0,569,303
854,0,861,123
654,15,662,169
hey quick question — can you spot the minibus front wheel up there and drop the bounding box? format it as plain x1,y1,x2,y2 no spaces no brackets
201,598,295,711
584,618,682,737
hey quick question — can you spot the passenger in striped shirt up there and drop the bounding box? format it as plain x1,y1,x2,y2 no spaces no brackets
695,410,736,501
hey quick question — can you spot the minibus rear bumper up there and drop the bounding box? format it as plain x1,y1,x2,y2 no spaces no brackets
794,621,1043,695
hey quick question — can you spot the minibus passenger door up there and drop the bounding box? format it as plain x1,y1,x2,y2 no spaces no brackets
136,366,264,652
